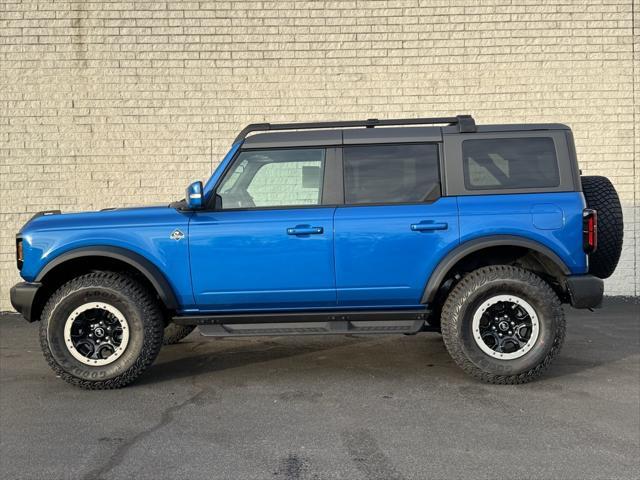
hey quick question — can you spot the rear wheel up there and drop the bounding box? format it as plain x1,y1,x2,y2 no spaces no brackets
163,324,195,345
441,266,565,384
40,272,164,389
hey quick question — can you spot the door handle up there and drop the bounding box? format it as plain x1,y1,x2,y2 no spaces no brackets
410,222,448,232
287,226,324,235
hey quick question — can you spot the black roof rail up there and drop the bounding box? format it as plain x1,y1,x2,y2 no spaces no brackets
233,114,476,143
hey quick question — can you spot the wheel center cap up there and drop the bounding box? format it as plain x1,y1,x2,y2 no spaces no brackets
498,321,510,332
94,327,105,337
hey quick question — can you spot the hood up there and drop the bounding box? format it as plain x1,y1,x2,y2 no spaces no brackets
19,205,179,235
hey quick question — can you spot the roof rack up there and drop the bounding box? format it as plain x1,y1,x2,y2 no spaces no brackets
233,114,476,143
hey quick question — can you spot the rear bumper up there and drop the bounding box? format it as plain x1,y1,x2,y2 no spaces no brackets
9,282,41,322
565,275,604,309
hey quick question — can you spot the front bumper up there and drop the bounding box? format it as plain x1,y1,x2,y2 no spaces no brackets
9,282,41,322
565,275,604,309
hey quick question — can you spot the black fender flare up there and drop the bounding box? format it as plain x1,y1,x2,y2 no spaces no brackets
421,235,571,304
35,246,179,310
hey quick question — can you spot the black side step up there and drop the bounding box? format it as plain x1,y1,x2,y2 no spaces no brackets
173,309,434,337
198,320,425,337
174,309,430,326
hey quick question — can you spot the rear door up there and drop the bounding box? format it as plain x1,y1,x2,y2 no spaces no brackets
189,147,338,311
334,143,459,307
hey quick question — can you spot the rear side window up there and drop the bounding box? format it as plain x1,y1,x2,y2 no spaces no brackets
343,144,440,204
462,137,559,190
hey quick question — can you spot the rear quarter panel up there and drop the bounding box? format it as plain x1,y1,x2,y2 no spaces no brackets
457,192,587,274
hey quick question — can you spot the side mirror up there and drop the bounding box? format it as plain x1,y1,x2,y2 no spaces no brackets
185,181,204,210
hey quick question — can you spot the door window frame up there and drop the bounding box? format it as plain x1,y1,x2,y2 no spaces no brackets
205,146,342,211
338,142,443,207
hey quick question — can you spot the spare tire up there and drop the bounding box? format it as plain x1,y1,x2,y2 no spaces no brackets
581,176,623,279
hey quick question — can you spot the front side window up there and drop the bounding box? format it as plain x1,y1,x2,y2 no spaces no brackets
343,144,440,204
217,148,325,209
462,137,559,190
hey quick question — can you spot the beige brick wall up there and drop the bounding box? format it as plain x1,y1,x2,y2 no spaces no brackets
1,0,637,310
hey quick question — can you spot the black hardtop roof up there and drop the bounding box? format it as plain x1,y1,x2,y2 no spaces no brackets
240,115,570,149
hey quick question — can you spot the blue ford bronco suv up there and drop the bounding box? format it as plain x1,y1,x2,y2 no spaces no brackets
10,115,624,389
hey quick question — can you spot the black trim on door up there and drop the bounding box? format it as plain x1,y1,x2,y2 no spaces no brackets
322,147,344,205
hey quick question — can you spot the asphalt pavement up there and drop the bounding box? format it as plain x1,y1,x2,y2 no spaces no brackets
1,298,638,480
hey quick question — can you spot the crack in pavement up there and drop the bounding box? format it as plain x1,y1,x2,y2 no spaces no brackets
82,389,208,480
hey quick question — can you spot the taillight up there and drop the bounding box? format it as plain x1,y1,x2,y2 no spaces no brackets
16,238,23,270
583,209,597,254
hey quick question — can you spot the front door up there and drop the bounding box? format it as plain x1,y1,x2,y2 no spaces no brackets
189,147,336,311
334,143,459,307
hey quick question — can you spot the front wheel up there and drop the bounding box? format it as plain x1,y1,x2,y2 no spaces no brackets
40,272,164,389
440,266,565,384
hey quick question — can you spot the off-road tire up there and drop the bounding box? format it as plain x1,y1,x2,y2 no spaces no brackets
441,266,565,384
163,324,195,345
581,175,623,279
40,272,164,389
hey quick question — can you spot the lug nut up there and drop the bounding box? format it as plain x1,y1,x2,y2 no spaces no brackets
88,333,93,338
510,321,515,326
508,331,512,335
492,326,497,330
